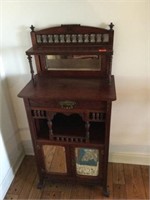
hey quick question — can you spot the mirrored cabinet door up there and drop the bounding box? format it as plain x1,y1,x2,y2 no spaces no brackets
42,145,67,174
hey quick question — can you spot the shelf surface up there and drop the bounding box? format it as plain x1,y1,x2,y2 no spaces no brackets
26,46,113,55
18,74,116,101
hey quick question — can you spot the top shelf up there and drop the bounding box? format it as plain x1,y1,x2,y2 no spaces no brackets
26,46,113,56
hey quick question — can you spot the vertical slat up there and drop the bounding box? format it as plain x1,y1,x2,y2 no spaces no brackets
45,35,49,43
93,34,96,42
87,34,90,43
99,113,101,121
90,34,96,43
85,121,90,142
48,120,53,138
64,34,67,43
52,34,54,43
38,110,41,117
90,34,92,42
78,34,83,43
54,34,58,43
96,34,100,42
92,113,95,120
70,34,73,43
58,34,61,43
76,34,78,43
60,34,64,43
96,113,99,120
48,35,52,43
101,34,104,42
40,35,43,43
83,34,86,43
74,34,77,43
81,34,83,43
41,110,44,117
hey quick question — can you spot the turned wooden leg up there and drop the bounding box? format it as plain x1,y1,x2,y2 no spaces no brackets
37,178,45,189
103,186,110,197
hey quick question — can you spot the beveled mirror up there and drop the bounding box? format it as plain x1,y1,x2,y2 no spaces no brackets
45,55,101,71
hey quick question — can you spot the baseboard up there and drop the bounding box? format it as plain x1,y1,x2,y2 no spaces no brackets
22,139,150,166
0,152,25,200
109,152,150,165
22,140,34,155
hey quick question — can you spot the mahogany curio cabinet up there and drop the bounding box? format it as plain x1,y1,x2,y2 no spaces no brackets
18,23,116,197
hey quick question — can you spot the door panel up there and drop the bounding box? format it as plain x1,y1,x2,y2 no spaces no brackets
75,147,100,176
42,145,67,174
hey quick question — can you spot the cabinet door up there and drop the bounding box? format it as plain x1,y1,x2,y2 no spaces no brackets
42,145,67,174
74,147,104,178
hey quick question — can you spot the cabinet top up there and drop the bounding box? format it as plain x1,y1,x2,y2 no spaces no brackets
18,74,116,101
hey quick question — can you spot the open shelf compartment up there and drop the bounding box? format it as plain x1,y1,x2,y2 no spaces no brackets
34,112,105,144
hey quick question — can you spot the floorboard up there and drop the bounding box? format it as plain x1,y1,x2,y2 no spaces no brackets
5,156,149,200
124,164,147,199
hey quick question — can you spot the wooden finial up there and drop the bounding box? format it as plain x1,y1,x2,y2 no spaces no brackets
109,23,114,30
30,25,35,32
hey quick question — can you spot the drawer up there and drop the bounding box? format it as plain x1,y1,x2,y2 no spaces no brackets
29,99,106,111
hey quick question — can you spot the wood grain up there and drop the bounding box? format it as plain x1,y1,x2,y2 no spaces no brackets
141,165,149,199
5,156,149,200
124,164,146,199
6,156,34,195
18,157,37,199
28,175,42,199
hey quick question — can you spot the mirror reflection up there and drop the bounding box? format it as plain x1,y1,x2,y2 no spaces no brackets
75,147,99,176
46,55,101,71
42,145,67,174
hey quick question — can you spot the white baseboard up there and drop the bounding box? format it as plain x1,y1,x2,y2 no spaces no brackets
109,152,150,165
0,152,25,200
22,139,150,166
22,140,34,155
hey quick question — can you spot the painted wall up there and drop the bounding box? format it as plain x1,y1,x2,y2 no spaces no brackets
1,0,149,174
0,64,24,199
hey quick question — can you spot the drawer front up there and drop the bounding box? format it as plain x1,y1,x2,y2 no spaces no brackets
29,99,106,111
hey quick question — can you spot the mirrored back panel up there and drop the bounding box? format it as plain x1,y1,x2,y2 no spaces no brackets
45,55,101,71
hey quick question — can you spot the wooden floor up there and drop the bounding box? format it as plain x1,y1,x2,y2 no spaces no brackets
5,156,149,199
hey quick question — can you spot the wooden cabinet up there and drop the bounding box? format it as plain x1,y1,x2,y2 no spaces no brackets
18,23,116,196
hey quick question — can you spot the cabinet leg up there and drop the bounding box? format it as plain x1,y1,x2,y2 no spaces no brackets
103,186,110,197
37,178,45,189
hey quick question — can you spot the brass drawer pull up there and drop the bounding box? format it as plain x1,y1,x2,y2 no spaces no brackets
59,100,76,109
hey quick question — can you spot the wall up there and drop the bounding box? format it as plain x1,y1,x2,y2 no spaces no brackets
0,63,24,199
1,0,149,176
